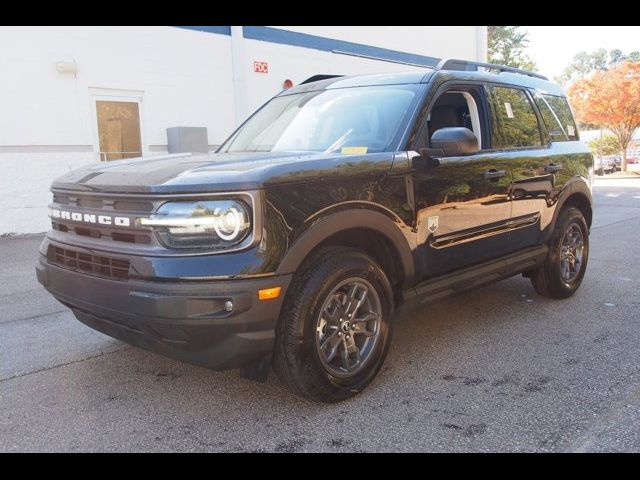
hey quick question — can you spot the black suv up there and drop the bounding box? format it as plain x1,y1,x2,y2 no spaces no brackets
36,59,593,402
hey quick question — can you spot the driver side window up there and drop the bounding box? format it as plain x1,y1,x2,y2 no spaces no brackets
427,87,487,150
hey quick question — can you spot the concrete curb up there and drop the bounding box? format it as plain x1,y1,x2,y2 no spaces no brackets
594,175,640,180
0,232,45,240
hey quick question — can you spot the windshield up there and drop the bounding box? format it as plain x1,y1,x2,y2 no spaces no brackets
221,85,421,154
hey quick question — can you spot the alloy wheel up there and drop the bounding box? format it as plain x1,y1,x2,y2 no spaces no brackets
315,277,382,378
560,222,585,284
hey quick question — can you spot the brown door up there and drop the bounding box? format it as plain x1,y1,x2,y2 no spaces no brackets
96,100,142,161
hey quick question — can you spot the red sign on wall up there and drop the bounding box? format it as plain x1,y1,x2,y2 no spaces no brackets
253,61,269,74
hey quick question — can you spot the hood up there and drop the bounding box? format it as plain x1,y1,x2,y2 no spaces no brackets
51,151,395,194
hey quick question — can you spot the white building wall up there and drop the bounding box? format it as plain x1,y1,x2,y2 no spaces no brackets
0,26,235,234
0,26,484,234
0,26,235,152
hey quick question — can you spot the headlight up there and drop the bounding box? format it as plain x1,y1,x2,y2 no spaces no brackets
139,200,251,249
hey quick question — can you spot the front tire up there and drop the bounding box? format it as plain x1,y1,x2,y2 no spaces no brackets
273,246,394,402
530,206,589,299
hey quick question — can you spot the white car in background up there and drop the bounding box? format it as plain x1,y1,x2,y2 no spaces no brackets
594,156,617,175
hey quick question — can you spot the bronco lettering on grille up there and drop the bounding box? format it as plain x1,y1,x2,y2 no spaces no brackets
50,208,131,227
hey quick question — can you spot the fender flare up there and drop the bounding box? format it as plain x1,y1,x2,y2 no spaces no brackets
544,177,593,244
556,177,592,225
568,177,593,208
275,208,416,287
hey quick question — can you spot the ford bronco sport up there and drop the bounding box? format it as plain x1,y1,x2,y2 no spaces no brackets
37,59,593,402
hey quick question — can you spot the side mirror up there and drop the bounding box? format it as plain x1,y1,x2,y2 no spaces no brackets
431,127,479,157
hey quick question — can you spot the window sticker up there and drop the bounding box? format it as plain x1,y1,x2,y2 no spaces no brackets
567,125,575,137
341,146,368,155
504,102,514,119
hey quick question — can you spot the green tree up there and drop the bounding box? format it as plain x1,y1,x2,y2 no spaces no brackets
556,48,640,86
610,49,640,64
487,26,537,71
588,134,621,158
609,49,625,65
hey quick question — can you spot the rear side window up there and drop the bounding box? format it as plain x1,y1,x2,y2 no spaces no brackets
486,86,542,149
533,93,579,141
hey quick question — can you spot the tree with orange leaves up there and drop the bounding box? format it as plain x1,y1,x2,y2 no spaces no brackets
568,61,640,172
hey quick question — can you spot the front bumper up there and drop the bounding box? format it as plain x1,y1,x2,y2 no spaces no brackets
36,255,292,370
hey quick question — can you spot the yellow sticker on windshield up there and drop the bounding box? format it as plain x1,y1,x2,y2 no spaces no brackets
341,146,368,155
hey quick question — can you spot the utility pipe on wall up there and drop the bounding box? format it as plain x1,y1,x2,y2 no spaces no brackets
476,26,488,63
230,26,247,127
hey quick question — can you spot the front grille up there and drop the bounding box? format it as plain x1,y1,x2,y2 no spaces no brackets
48,246,130,281
51,221,152,244
50,191,156,245
52,193,154,213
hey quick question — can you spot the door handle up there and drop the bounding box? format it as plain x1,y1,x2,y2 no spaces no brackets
544,163,563,172
483,169,507,180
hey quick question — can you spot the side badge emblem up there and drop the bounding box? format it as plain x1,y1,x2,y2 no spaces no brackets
427,216,439,233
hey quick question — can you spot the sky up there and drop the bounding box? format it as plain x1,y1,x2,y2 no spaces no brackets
522,26,640,80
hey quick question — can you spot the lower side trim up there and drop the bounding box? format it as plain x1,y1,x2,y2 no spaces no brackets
430,213,540,249
402,245,548,306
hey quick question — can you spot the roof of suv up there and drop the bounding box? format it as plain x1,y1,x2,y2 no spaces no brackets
283,67,565,97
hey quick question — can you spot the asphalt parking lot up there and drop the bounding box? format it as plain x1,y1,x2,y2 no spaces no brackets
1,178,640,452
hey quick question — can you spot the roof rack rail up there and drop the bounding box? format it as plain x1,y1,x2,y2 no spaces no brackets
435,58,548,81
300,74,344,85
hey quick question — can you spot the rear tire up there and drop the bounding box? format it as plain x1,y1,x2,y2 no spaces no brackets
530,206,589,299
273,246,394,402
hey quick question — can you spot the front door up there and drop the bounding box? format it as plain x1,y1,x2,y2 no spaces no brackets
411,84,513,279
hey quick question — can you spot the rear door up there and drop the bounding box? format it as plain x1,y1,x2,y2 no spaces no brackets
484,85,556,250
